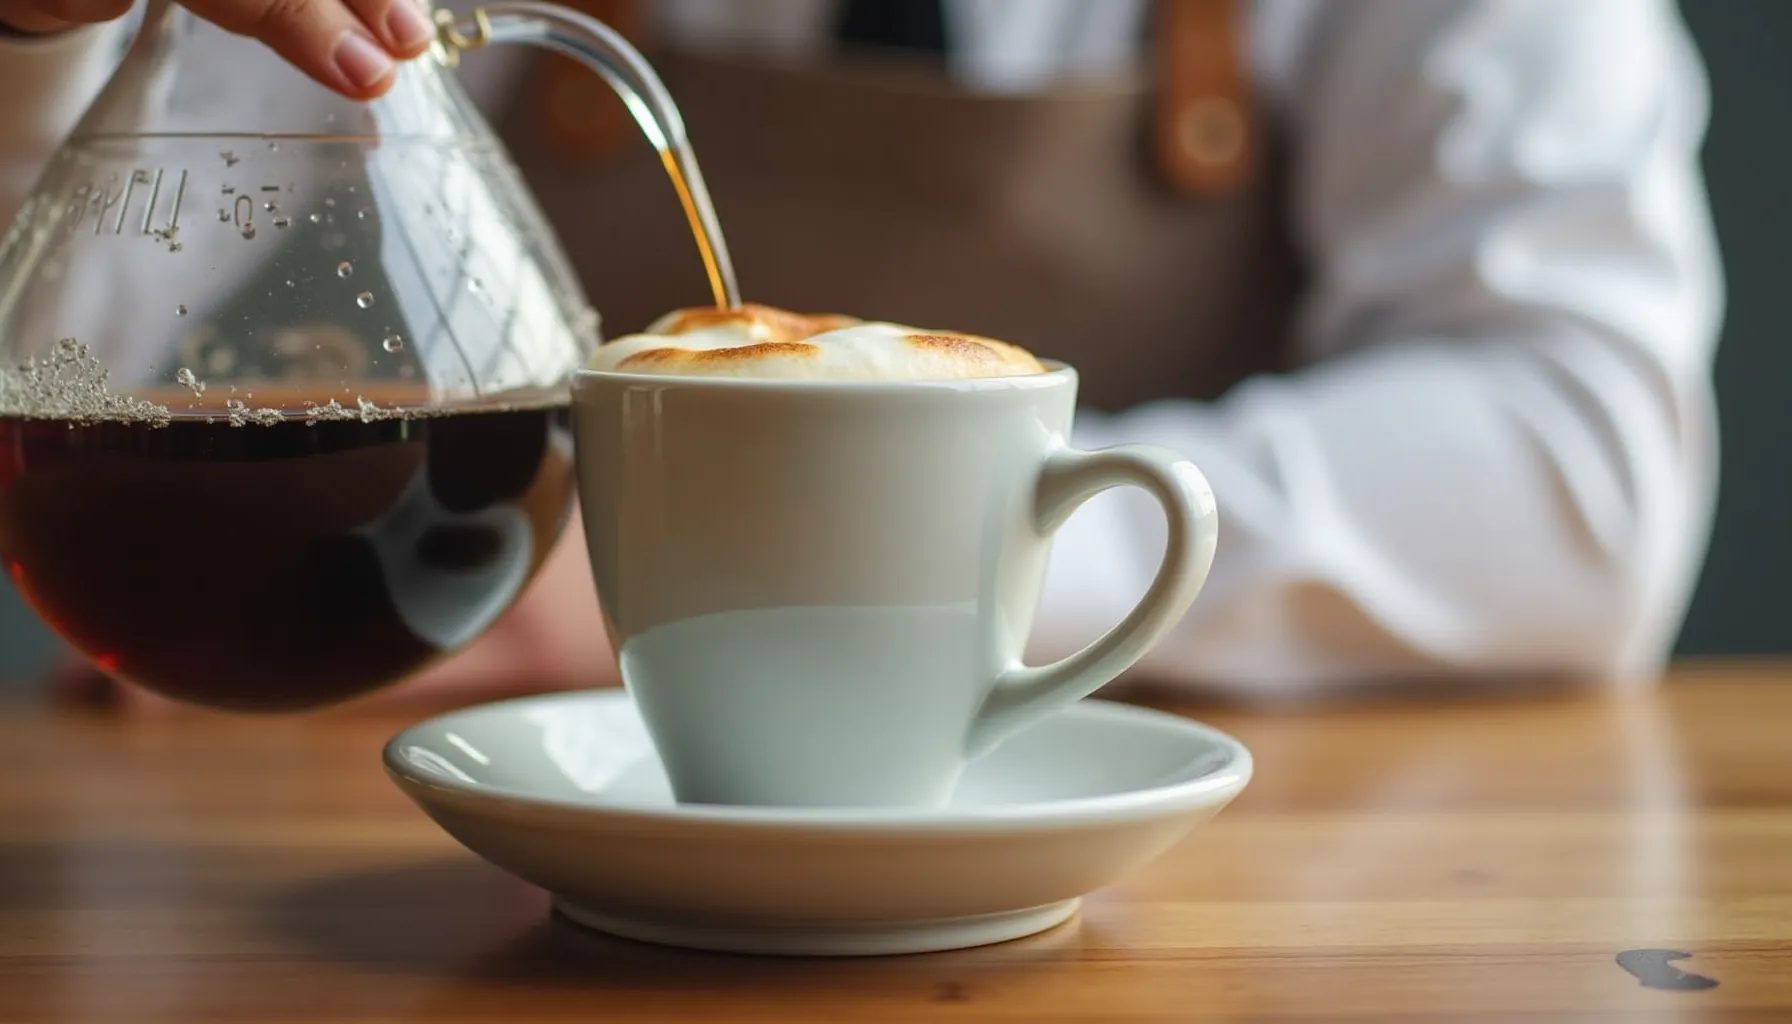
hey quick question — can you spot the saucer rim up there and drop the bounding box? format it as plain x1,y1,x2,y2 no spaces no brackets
382,689,1253,834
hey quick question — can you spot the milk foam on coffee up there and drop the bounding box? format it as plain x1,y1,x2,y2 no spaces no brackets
586,303,1044,380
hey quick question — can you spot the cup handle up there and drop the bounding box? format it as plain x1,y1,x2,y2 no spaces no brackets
966,444,1219,757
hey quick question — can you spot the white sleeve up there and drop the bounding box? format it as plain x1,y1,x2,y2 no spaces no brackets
1030,0,1723,699
0,23,126,227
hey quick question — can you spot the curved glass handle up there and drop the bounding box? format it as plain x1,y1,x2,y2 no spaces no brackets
434,2,740,310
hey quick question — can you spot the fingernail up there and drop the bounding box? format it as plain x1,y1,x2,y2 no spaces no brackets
333,30,394,90
385,0,434,51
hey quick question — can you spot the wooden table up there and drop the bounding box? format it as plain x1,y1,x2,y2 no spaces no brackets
2,663,1789,1022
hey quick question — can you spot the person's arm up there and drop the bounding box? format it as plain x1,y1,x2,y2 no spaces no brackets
1032,0,1723,699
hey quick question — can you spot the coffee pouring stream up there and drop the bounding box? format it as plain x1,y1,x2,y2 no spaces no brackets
432,2,739,312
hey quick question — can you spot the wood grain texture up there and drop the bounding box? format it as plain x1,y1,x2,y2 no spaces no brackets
1,660,1789,1021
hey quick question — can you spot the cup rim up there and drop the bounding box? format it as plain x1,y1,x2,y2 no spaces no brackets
572,360,1076,394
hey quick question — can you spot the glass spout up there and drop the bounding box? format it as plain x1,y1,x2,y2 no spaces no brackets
435,2,740,311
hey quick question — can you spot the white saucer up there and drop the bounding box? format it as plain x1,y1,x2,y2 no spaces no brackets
383,690,1251,957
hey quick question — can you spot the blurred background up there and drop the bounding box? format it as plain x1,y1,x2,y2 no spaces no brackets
0,0,1787,682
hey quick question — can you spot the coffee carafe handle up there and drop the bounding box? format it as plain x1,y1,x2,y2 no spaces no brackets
966,445,1219,758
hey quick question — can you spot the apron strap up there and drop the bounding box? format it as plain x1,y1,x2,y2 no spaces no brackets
1154,0,1256,198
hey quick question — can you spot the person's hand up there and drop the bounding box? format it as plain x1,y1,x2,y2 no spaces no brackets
53,519,621,714
0,0,437,100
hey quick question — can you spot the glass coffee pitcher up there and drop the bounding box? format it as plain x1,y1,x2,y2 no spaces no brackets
0,0,735,711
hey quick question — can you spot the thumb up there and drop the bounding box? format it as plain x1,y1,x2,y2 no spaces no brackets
177,0,438,100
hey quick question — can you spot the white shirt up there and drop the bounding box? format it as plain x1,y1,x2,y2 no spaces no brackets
0,0,1723,700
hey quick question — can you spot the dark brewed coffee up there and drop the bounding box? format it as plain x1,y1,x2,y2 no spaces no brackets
0,399,573,711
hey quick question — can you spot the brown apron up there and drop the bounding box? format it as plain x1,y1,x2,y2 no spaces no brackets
493,0,1304,413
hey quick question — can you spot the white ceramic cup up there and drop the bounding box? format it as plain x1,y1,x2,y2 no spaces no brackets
571,363,1217,807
